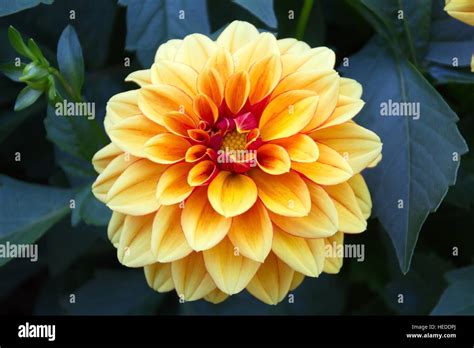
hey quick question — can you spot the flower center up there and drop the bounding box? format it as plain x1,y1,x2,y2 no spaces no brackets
221,130,247,151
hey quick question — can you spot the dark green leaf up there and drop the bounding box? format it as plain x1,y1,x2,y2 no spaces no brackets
27,38,48,65
14,85,42,111
0,0,53,17
57,25,84,95
341,37,468,272
0,175,72,266
119,0,210,67
233,0,277,28
71,185,111,227
0,61,26,82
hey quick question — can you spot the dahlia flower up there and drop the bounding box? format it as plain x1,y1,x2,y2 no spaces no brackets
92,21,382,305
444,0,474,26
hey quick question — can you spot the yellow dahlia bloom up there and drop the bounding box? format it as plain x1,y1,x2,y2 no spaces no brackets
91,21,382,305
445,0,474,26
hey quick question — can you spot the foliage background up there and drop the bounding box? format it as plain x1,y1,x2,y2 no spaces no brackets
0,0,473,315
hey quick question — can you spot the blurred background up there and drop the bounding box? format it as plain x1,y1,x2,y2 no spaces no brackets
0,0,473,315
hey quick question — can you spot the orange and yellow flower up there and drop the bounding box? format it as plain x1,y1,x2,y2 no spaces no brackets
92,21,382,305
445,0,474,26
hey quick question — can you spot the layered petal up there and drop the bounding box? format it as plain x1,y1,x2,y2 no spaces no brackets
216,21,260,53
198,67,224,108
323,232,344,274
204,288,229,304
256,144,291,175
105,90,140,130
161,111,197,137
125,69,151,87
187,160,218,186
281,47,336,77
156,162,194,205
271,134,319,163
248,55,282,105
233,32,279,71
144,262,174,292
348,174,372,219
92,143,123,174
151,61,198,97
107,211,125,248
117,214,156,267
277,38,311,54
224,70,250,114
155,39,181,62
174,34,218,71
144,133,190,164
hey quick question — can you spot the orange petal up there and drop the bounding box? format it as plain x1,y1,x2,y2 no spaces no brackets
138,85,195,125
151,61,198,97
106,159,165,215
161,111,197,137
224,70,250,114
181,187,231,251
207,171,258,217
185,145,210,163
259,90,319,141
203,237,260,295
323,182,367,233
248,55,282,105
193,94,219,124
117,214,157,267
292,143,353,185
256,144,291,175
271,134,319,163
272,226,325,277
205,47,234,82
269,179,338,238
246,252,295,305
174,34,217,72
233,32,279,71
92,143,123,174
281,47,336,77
144,133,190,164
228,200,273,262
216,21,259,54
125,69,151,87
323,231,344,274
187,160,218,187
151,205,193,262
197,67,224,107
108,115,167,157
171,252,216,301
248,170,311,217
144,263,174,292
156,162,194,205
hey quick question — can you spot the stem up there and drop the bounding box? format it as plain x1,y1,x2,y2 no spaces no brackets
295,0,314,40
51,69,82,102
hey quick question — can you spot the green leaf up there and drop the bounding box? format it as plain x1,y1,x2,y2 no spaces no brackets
7,26,34,60
57,25,84,96
0,0,53,17
14,85,42,111
431,266,474,315
0,62,26,82
428,64,474,85
27,38,48,65
233,0,277,28
341,37,468,273
71,185,111,227
119,0,210,66
0,175,72,267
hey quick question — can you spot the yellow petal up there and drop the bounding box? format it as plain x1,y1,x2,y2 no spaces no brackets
224,70,250,114
323,232,344,274
292,143,353,185
310,122,382,174
233,32,279,71
92,143,123,174
216,21,259,54
348,174,372,219
256,144,291,175
248,170,311,217
317,95,365,130
204,288,229,304
144,262,174,292
269,179,338,238
106,159,164,215
444,0,474,26
108,115,166,157
281,47,336,77
161,111,197,137
197,67,225,108
272,69,340,132
144,133,190,164
203,237,260,295
277,38,311,54
289,271,305,291
227,200,273,262
368,153,382,168
205,47,234,82
151,61,198,97
92,153,139,203
339,77,363,99
117,214,157,267
271,134,319,163
187,160,218,187
105,90,140,131
155,39,181,62
248,55,282,105
156,162,194,205
174,33,217,72
171,252,216,301
323,182,367,233
259,90,319,141
107,211,125,248
181,187,231,251
246,252,295,305
125,69,151,87
152,205,193,262
272,226,325,277
207,171,258,217
138,84,195,125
